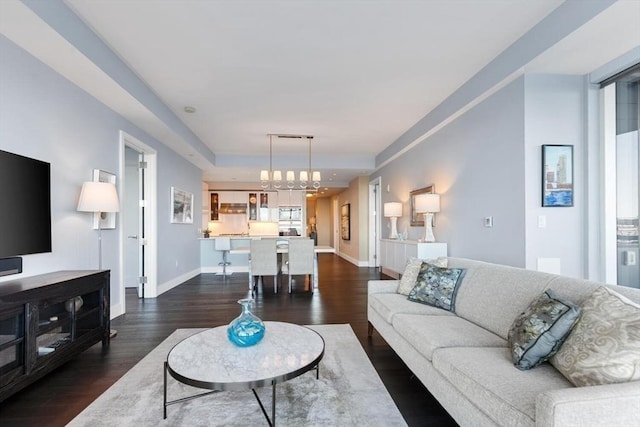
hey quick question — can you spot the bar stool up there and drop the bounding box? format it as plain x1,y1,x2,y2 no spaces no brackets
215,237,232,276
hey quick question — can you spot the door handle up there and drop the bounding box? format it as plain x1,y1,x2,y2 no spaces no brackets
127,235,138,239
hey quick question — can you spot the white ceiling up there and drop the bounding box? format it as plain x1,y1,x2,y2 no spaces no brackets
2,0,639,193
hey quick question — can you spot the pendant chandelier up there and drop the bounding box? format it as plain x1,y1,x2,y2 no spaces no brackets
260,134,321,190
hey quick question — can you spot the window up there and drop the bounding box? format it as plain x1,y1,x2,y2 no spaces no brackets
602,64,640,288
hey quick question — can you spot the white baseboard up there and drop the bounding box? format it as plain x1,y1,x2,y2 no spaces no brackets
201,266,249,274
110,302,124,320
156,268,201,296
337,252,369,267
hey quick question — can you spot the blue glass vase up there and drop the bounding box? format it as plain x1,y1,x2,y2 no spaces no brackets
227,298,265,347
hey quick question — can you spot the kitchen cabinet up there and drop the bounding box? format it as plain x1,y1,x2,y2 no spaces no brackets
277,190,304,207
257,191,278,221
218,191,247,204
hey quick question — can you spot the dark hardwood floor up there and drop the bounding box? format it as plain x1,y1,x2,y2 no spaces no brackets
0,254,458,426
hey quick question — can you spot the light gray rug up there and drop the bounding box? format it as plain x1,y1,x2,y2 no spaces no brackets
69,324,407,426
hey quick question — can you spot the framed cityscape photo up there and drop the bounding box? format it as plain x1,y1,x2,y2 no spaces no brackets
542,145,573,207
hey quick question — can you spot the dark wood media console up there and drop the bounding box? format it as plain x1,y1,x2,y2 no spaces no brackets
0,270,110,402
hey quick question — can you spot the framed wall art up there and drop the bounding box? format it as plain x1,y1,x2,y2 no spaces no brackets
92,169,117,229
171,187,194,224
410,185,435,226
542,145,573,207
341,203,351,240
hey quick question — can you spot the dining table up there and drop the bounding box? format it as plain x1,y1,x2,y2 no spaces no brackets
229,244,335,292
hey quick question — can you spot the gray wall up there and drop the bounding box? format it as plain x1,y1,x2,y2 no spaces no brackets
524,74,586,278
373,77,527,267
373,73,590,277
0,36,202,311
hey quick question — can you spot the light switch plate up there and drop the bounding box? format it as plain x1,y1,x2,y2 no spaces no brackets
537,215,546,228
484,216,493,228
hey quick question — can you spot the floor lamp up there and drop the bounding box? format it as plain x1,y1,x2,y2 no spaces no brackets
77,181,120,338
414,193,440,242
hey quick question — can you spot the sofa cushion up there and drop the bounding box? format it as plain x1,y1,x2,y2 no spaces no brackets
508,289,581,370
551,286,640,387
446,258,554,339
432,347,572,426
397,257,448,295
393,314,506,361
369,293,453,324
407,264,465,311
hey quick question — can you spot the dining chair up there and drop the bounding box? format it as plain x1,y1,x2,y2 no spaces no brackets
276,239,290,275
249,239,280,293
286,238,315,294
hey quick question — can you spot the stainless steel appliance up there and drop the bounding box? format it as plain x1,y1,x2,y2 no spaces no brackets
278,206,303,236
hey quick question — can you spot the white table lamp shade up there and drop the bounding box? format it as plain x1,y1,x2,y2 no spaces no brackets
77,181,120,271
383,202,402,239
414,193,440,242
415,193,440,213
77,182,120,213
383,202,402,218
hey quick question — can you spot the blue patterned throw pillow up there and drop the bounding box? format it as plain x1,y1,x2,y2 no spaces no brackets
407,264,465,311
508,289,581,371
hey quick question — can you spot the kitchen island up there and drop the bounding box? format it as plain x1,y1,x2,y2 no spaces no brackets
201,236,331,274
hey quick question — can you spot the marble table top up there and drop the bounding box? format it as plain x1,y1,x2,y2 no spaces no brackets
166,321,325,391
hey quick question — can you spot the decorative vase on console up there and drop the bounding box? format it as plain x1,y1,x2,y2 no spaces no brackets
227,298,265,347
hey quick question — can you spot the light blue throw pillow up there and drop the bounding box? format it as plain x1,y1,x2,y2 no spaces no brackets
407,264,465,312
508,289,581,370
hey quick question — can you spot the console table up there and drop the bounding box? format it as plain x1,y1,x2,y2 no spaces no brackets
380,239,447,278
0,270,110,402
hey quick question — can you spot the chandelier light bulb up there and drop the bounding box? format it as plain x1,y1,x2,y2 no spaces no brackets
261,134,318,190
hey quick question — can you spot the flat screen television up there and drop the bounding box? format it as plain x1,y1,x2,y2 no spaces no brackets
0,149,52,259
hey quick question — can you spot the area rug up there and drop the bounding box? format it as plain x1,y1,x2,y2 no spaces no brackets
69,324,407,426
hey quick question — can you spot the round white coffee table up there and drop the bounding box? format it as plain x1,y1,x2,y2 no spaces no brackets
164,321,325,426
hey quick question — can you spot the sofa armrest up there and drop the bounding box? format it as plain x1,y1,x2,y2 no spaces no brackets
536,381,640,427
368,279,399,295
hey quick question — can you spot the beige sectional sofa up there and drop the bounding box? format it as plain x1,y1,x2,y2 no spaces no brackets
367,257,640,427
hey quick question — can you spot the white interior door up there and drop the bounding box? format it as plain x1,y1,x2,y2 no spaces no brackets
124,147,140,289
124,146,147,298
137,152,146,297
369,177,381,267
333,198,340,254
119,130,157,308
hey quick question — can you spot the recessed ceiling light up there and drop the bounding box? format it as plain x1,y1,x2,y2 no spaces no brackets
184,106,196,113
